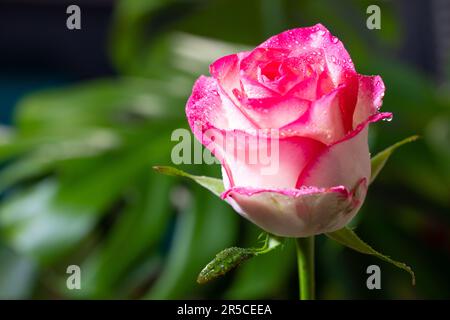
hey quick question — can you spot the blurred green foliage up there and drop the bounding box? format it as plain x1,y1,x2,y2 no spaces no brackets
0,0,449,299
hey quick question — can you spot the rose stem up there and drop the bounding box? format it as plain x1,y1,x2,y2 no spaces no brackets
295,236,315,300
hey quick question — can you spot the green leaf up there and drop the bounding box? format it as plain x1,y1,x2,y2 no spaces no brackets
78,172,173,298
153,166,224,197
0,129,120,193
0,179,95,264
326,227,415,285
197,234,282,284
370,135,419,184
0,245,37,299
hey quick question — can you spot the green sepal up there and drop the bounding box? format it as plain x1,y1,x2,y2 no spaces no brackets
370,135,419,184
197,234,282,284
153,166,224,197
326,227,415,285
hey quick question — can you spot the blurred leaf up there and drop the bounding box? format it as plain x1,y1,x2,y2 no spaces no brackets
0,129,121,193
0,138,172,263
14,78,186,137
154,166,224,197
0,179,95,263
146,180,239,299
370,135,419,184
0,245,37,299
326,227,415,285
79,173,173,298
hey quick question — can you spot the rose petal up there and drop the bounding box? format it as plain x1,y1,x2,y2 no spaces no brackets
221,178,367,237
241,96,310,129
240,75,279,99
316,67,335,98
280,85,347,145
240,47,289,79
207,130,326,189
258,23,356,87
287,71,320,101
353,75,386,128
337,71,359,132
209,53,243,102
186,76,257,139
239,48,290,98
297,112,392,189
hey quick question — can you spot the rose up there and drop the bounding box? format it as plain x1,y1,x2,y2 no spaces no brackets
186,24,390,237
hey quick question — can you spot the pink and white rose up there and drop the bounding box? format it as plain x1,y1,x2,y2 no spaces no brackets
186,24,390,237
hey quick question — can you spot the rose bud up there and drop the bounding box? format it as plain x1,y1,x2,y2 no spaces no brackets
186,24,391,237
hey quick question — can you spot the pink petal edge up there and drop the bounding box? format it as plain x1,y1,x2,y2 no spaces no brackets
221,178,368,237
221,184,350,200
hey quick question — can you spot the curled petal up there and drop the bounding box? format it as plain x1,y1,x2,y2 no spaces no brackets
353,75,386,129
281,85,347,145
297,112,392,189
209,53,244,102
186,76,257,138
221,178,367,237
242,96,310,129
287,71,320,101
240,75,279,99
258,23,356,87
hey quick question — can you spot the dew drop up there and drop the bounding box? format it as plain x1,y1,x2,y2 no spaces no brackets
331,36,339,44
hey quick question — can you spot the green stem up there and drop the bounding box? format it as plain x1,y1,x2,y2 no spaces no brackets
295,236,315,300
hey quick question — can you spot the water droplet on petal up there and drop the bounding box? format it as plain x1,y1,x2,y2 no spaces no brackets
331,36,339,44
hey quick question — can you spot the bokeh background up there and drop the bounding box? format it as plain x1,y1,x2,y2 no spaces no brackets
0,0,449,299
